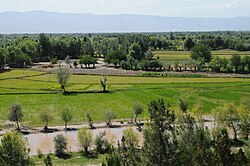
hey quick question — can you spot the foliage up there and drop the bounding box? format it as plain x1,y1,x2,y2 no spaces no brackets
94,131,112,154
143,99,177,165
104,111,117,127
0,48,7,69
86,111,94,127
40,110,54,130
54,134,68,156
37,148,43,158
237,98,250,140
44,154,52,166
78,128,93,155
56,67,70,93
122,128,139,148
184,37,196,50
61,108,73,130
100,76,107,92
79,55,97,68
191,44,212,63
231,54,242,72
50,58,58,66
105,50,126,66
0,132,30,165
8,102,23,131
133,103,143,123
179,97,188,113
105,151,121,166
214,103,241,140
129,42,143,61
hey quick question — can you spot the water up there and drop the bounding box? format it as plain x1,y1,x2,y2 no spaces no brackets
24,127,142,156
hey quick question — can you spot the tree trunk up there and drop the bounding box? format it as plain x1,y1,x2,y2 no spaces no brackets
16,120,20,131
65,122,67,132
245,133,249,140
232,125,237,141
84,147,88,155
135,114,138,124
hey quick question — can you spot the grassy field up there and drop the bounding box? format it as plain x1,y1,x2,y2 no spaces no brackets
32,152,103,166
154,50,250,61
0,69,250,127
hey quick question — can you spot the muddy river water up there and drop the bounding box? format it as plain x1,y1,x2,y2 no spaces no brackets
24,126,143,156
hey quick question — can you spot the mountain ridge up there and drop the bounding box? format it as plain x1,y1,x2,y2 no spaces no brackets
0,11,250,33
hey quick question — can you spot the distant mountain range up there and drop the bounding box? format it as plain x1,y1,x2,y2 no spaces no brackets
0,11,250,33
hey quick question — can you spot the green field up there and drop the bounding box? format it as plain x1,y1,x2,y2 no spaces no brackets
32,152,103,166
0,69,250,127
154,50,250,61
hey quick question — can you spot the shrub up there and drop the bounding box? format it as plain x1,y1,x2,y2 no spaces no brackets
78,128,93,156
95,131,112,154
53,134,68,156
104,111,117,127
0,132,30,165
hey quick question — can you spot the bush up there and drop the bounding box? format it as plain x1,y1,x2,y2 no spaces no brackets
78,128,93,156
95,131,112,154
44,154,52,166
0,132,30,165
37,148,43,158
104,111,117,127
53,134,68,156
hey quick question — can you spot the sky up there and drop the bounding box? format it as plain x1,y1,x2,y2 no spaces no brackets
0,0,249,18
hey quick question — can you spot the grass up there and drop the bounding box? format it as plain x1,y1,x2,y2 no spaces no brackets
32,152,104,166
0,69,250,127
154,50,250,61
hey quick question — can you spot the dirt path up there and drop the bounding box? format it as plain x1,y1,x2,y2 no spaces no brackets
31,61,250,78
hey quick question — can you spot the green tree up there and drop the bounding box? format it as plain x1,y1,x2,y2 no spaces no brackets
143,99,177,166
78,128,93,155
238,98,250,140
0,132,30,165
145,49,154,60
61,108,73,131
44,154,52,166
179,97,188,113
40,110,54,131
231,54,242,72
210,56,222,72
184,38,195,50
79,55,97,68
8,102,23,131
104,111,117,127
0,48,7,70
86,111,94,128
38,33,51,61
242,55,250,73
54,134,68,156
100,77,107,92
56,67,70,93
122,128,139,148
216,103,240,141
133,103,143,123
191,44,212,63
94,131,112,154
129,43,143,61
105,50,126,66
214,129,233,165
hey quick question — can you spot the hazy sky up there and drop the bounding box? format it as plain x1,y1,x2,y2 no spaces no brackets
0,0,249,17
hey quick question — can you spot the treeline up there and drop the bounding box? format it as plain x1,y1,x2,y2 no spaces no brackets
0,32,249,69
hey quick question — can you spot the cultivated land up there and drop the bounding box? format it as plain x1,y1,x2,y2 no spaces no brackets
154,50,250,61
0,69,250,127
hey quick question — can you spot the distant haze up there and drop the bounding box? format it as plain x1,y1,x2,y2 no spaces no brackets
0,11,250,34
